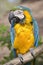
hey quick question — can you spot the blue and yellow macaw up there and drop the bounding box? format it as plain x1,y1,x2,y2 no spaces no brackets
8,6,39,65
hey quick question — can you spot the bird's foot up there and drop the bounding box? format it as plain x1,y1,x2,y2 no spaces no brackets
18,54,24,64
30,48,35,58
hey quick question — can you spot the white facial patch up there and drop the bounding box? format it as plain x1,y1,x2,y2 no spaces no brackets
14,10,24,19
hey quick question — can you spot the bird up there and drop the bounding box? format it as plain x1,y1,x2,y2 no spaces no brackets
8,6,39,65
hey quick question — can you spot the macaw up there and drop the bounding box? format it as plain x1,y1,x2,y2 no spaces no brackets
8,6,39,65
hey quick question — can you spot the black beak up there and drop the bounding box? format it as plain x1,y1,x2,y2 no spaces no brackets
11,17,20,27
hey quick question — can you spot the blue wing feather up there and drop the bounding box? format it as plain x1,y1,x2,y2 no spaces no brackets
33,18,39,47
10,22,17,57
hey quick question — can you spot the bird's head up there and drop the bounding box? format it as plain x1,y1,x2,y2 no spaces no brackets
8,9,25,27
8,6,33,28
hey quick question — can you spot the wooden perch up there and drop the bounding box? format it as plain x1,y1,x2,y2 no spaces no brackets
4,44,43,65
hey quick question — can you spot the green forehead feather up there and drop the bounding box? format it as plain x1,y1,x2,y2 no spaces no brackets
10,6,23,11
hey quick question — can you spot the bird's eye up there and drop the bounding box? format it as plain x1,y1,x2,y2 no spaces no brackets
30,21,33,25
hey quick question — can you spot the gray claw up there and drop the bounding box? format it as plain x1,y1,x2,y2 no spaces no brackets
18,54,24,64
30,48,35,58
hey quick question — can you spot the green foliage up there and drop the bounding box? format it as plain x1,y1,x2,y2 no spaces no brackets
38,36,42,45
0,24,7,33
11,6,22,11
0,51,14,65
0,24,14,65
0,24,11,49
11,7,17,11
0,60,6,65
